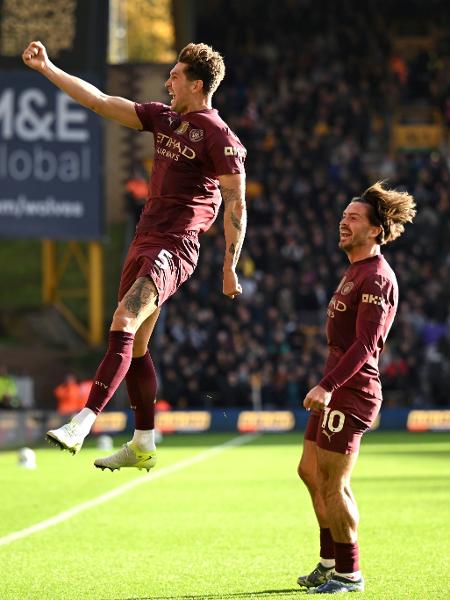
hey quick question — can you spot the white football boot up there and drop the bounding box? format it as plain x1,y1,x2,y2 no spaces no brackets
94,442,157,472
46,420,86,455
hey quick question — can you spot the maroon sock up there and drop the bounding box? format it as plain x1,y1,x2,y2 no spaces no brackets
320,528,335,560
125,351,157,429
334,541,360,574
86,331,135,414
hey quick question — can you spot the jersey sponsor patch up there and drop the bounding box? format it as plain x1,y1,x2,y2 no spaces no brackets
327,297,347,318
224,146,246,158
156,132,196,160
361,293,384,306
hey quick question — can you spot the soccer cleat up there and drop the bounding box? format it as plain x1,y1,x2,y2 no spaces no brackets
307,575,365,594
298,563,335,588
45,420,86,455
94,442,157,472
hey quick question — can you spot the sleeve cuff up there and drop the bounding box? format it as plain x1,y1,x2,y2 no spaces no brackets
134,102,147,131
319,377,336,393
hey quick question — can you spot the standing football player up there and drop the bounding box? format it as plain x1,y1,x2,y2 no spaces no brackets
297,182,416,593
22,41,247,471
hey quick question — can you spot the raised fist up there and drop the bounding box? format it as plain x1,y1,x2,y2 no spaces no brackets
22,41,50,72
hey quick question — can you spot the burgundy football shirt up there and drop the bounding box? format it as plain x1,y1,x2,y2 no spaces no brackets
319,254,398,400
134,102,246,235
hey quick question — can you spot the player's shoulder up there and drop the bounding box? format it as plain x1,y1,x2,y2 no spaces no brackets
354,254,394,277
136,101,171,113
357,255,398,295
191,108,227,127
373,254,397,283
135,102,178,123
192,109,243,141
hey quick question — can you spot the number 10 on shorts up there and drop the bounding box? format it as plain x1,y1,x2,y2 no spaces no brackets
155,249,172,269
321,407,346,433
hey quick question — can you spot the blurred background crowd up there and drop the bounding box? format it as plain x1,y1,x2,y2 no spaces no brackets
1,0,449,412
152,0,450,410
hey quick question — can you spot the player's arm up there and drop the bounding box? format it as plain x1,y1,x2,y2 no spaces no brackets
304,280,392,411
22,41,141,129
219,173,247,299
321,321,382,386
303,320,383,411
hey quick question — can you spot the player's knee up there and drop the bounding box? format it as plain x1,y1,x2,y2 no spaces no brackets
111,307,138,333
298,461,315,488
323,485,345,507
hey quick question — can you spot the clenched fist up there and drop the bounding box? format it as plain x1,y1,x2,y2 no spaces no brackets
223,268,242,299
303,385,331,411
22,41,50,72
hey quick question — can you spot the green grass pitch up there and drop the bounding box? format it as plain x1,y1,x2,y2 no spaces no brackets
0,431,449,599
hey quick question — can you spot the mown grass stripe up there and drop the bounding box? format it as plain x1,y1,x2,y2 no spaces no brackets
0,433,258,548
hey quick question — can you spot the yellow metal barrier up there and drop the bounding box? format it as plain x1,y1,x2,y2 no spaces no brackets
41,240,104,346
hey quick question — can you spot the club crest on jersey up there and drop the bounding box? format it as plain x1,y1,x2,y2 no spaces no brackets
340,282,354,295
189,128,204,142
175,121,189,135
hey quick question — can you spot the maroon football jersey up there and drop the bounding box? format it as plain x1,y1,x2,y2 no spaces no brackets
319,254,398,400
134,102,246,235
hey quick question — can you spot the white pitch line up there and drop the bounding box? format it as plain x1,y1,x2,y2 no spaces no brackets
0,433,258,548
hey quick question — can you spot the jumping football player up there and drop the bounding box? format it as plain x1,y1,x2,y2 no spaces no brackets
22,40,247,471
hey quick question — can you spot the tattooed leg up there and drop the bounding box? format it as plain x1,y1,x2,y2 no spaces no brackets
123,277,158,317
111,277,159,333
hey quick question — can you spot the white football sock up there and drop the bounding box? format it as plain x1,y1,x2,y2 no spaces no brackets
72,408,96,436
131,429,155,451
336,570,361,581
320,558,335,569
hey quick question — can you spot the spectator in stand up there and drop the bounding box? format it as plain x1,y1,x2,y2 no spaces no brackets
0,365,18,410
124,161,150,248
53,374,85,416
78,379,95,406
64,0,444,413
157,1,447,411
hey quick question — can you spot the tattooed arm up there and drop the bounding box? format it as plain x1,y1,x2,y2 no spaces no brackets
218,173,247,299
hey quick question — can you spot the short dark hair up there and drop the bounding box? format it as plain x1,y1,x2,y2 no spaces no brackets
178,42,225,96
355,181,416,245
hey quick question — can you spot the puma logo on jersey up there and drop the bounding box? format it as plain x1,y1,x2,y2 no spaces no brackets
322,429,334,442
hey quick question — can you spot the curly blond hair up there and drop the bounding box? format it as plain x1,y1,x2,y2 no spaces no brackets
358,181,417,245
178,43,225,96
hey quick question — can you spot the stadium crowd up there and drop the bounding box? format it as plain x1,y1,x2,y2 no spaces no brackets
150,1,450,410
